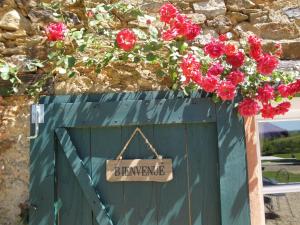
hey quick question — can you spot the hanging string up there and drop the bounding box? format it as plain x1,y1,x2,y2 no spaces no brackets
116,127,162,160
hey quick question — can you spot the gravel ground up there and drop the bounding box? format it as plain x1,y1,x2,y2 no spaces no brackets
265,193,300,225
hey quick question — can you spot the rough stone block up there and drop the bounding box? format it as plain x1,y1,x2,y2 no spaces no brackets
193,0,226,19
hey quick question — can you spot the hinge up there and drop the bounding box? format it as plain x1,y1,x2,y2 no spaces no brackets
31,104,44,124
28,104,44,139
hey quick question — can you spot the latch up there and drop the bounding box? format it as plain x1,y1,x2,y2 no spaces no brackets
28,104,44,139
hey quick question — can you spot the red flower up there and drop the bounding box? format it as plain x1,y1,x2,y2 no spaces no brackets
226,51,245,68
180,54,201,82
219,34,228,42
257,84,274,103
207,62,224,77
199,75,219,93
257,54,279,75
248,35,262,61
277,84,291,98
238,98,260,117
226,70,245,85
46,22,67,41
159,3,178,24
275,102,291,115
184,23,201,41
86,10,94,18
274,43,283,57
224,44,237,56
217,81,236,101
261,104,276,119
162,28,179,41
204,40,225,58
288,80,300,96
116,29,137,51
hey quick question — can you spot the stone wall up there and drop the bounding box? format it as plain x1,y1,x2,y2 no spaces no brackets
0,0,299,224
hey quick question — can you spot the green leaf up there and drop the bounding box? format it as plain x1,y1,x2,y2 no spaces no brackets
0,64,10,80
78,44,87,52
68,71,76,78
1,72,9,80
155,70,166,77
149,25,158,38
66,56,76,68
146,53,157,62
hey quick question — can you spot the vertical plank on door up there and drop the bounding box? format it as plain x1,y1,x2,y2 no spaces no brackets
153,124,190,225
121,125,157,225
56,128,93,225
91,127,124,225
29,104,55,225
216,102,251,225
185,123,221,225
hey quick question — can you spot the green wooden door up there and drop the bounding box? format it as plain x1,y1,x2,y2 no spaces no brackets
29,91,251,225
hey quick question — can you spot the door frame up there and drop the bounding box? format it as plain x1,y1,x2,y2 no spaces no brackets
29,91,251,225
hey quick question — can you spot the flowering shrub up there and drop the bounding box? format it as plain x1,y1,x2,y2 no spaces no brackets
44,2,299,119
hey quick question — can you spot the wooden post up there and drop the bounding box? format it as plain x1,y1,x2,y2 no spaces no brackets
244,117,266,225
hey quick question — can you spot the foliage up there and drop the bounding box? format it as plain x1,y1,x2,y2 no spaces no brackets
262,133,300,155
0,59,21,95
263,171,300,183
2,2,300,118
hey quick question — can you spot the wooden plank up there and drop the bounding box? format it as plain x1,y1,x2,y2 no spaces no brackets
56,128,94,224
53,98,216,128
29,104,55,225
153,124,190,225
216,102,251,225
55,128,113,225
186,123,220,225
91,127,124,225
121,125,158,225
39,91,209,104
106,159,173,182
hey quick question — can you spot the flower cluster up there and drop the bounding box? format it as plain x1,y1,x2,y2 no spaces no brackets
45,3,299,119
160,3,201,41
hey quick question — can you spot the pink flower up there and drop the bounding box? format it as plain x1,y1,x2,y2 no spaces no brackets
180,54,201,82
159,3,178,24
207,62,224,77
226,70,245,85
217,81,236,101
116,29,137,51
204,40,225,58
257,54,279,75
257,84,274,103
46,22,67,41
226,51,245,68
199,75,219,93
238,98,260,117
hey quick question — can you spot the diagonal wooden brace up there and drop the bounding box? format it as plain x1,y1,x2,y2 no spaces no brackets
55,128,114,225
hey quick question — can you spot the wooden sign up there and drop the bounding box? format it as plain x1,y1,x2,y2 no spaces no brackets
106,159,173,182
